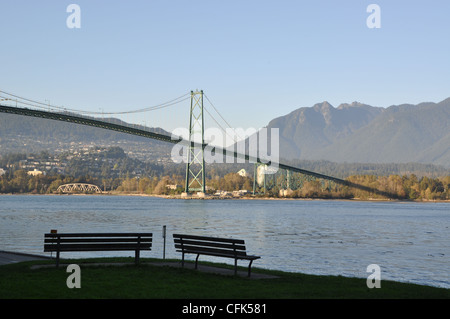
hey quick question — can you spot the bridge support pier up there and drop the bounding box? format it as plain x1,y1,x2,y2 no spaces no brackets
184,90,206,194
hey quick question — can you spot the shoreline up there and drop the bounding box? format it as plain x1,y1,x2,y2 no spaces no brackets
1,192,449,203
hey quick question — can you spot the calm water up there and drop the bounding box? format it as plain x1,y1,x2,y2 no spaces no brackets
0,195,449,288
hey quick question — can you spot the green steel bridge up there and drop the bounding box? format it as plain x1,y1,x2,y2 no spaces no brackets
0,90,395,198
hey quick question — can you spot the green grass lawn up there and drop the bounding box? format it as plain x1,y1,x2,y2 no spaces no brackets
0,257,448,299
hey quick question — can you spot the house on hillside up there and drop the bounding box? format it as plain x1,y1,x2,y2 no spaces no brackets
237,169,249,177
166,184,181,190
27,169,45,176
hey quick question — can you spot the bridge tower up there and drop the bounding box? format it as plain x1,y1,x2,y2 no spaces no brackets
184,90,206,194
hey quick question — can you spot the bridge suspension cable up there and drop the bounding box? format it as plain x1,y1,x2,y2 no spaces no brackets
204,94,235,131
203,94,245,144
0,90,189,116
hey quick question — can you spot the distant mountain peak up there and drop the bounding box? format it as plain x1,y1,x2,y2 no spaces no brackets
313,101,333,110
337,101,373,109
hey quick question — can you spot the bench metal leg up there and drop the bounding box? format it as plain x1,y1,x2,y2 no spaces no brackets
248,260,254,277
234,258,238,275
135,250,140,265
56,251,60,268
182,252,185,267
195,254,200,269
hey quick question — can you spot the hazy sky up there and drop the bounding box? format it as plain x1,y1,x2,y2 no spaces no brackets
1,0,449,132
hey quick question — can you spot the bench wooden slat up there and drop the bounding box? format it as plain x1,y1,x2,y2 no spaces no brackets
44,243,152,250
173,234,245,244
175,244,248,257
175,247,258,260
45,238,153,244
45,244,151,252
174,238,246,251
45,233,153,238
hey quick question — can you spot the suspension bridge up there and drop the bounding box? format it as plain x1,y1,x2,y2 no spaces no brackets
0,89,394,198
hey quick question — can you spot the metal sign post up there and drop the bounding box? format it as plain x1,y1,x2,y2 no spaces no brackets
162,225,166,260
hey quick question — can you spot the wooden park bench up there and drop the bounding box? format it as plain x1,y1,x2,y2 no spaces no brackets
173,234,261,277
44,232,152,267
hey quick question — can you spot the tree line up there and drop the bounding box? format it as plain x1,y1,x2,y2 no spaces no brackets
0,168,449,201
1,147,449,200
278,174,450,201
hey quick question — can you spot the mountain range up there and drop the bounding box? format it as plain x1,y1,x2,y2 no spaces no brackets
1,97,449,169
0,113,173,163
264,97,450,168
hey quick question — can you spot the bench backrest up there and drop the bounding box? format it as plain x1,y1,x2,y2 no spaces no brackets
173,234,248,257
44,233,152,252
